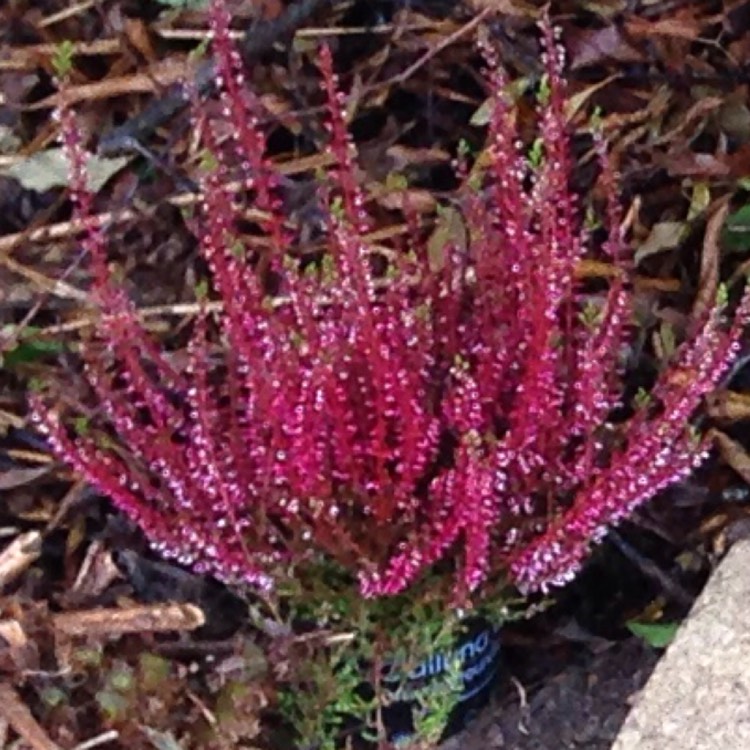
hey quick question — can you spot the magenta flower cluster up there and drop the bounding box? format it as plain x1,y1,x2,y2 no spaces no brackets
34,1,749,600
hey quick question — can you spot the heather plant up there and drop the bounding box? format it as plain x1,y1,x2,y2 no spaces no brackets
32,0,749,607
30,1,750,745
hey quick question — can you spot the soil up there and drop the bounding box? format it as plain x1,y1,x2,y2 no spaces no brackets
447,507,718,750
447,636,659,750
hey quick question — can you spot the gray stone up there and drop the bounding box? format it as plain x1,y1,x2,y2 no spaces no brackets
612,539,750,750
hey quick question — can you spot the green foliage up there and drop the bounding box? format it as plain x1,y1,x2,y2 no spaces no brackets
139,653,172,690
717,282,729,309
95,688,131,722
72,415,91,437
411,659,463,747
633,387,652,410
626,619,679,649
536,73,552,106
270,560,512,749
198,148,219,173
527,137,545,169
153,0,208,9
51,40,75,78
194,279,210,301
0,327,64,368
722,203,750,254
578,300,603,330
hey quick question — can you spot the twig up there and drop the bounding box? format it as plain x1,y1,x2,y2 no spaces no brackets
0,683,61,750
0,150,334,257
53,602,205,638
0,39,122,71
98,0,333,156
73,731,120,750
510,675,531,736
0,252,87,300
608,530,694,607
386,8,492,87
0,531,42,589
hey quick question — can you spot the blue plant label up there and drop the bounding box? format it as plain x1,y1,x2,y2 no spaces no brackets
380,620,501,742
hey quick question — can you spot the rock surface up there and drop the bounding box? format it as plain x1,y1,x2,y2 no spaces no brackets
613,538,750,750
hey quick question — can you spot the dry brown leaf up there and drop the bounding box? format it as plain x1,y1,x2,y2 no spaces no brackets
0,618,38,673
635,221,686,265
375,188,436,213
122,17,157,61
466,0,539,16
427,206,467,272
625,14,704,41
658,151,733,179
68,541,121,603
693,196,730,322
0,465,52,490
713,430,750,485
568,25,643,69
706,390,750,423
29,58,190,110
0,148,130,193
0,39,122,72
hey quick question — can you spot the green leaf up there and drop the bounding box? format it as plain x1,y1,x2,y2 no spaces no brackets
578,300,602,330
537,73,551,106
95,689,130,721
686,182,710,223
108,664,134,692
717,282,729,308
722,203,750,254
40,686,67,708
52,41,75,78
633,387,652,410
2,335,64,368
527,137,544,169
657,321,676,359
154,0,207,8
198,148,218,173
194,279,210,301
138,653,171,691
73,416,91,437
469,98,494,127
626,620,679,649
385,171,408,192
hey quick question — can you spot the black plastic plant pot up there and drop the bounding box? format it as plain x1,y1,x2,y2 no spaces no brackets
378,617,501,746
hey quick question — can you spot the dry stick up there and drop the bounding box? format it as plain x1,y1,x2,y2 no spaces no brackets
2,237,89,354
32,261,676,338
0,252,87,300
1,182,404,320
0,198,257,303
53,602,206,637
608,529,694,607
0,619,29,654
39,0,95,28
384,7,492,87
98,0,333,156
0,683,62,750
0,531,42,589
157,20,437,43
0,150,334,258
73,731,120,750
0,38,121,71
